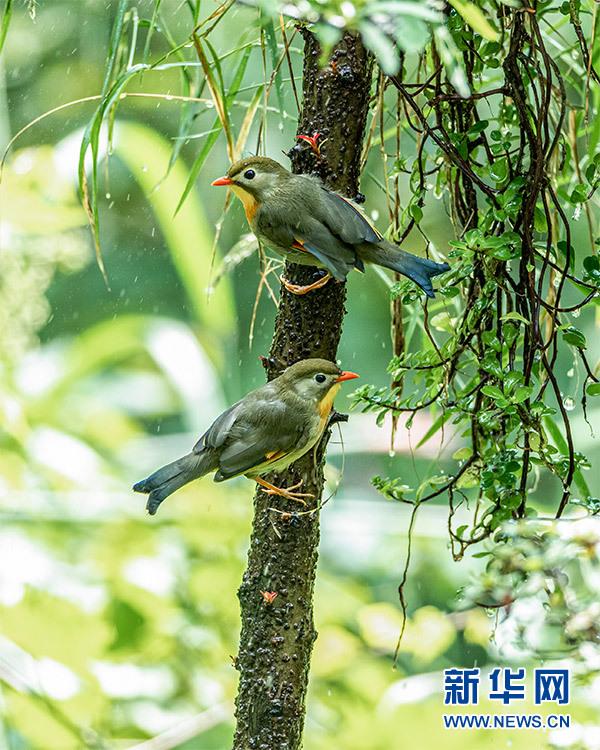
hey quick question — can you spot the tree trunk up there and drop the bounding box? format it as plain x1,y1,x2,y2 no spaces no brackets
232,29,372,750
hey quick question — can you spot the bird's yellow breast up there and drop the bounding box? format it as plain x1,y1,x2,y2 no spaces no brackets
231,185,259,224
318,383,341,424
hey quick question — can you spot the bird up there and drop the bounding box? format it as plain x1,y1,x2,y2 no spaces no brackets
212,156,450,296
133,359,358,515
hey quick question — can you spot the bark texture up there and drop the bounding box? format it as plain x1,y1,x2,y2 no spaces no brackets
232,30,373,750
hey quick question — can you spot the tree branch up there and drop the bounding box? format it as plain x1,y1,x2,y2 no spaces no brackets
231,30,373,750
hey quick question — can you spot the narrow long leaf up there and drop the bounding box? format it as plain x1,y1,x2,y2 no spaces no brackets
78,65,146,281
142,0,163,64
261,16,286,124
235,85,264,158
543,416,591,498
102,0,129,95
0,0,13,54
193,35,234,160
415,410,452,449
448,0,499,42
176,45,252,212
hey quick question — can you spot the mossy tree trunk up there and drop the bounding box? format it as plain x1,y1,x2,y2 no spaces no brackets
232,29,373,750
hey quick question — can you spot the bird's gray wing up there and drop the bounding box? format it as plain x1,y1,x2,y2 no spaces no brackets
193,400,245,453
317,188,383,245
256,200,358,280
213,397,304,480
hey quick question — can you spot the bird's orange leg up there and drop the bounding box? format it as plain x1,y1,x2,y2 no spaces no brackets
281,272,332,295
255,477,314,505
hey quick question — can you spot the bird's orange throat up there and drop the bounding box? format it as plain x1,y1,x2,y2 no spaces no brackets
318,383,341,421
231,185,259,224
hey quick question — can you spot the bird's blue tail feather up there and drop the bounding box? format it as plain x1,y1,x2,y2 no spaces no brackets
362,242,450,297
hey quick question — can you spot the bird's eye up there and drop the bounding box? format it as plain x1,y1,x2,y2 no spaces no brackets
315,374,326,384
243,169,255,180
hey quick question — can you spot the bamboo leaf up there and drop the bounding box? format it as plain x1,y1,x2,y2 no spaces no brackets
102,0,129,95
261,15,286,124
235,85,264,158
415,410,452,449
193,34,234,160
0,0,13,54
142,0,163,64
448,0,499,42
176,45,252,213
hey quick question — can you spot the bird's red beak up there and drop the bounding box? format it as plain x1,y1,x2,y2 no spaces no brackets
211,176,233,186
336,371,359,383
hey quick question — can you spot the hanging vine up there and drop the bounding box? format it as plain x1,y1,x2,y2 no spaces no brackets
352,1,600,560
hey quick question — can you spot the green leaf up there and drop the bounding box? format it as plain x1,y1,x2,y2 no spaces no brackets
109,599,146,651
481,385,504,400
0,0,13,54
448,0,499,41
489,159,508,182
501,311,530,325
261,14,286,125
360,20,400,74
176,44,253,214
409,203,423,223
511,385,533,404
544,417,591,499
396,17,430,53
570,184,588,204
561,325,587,349
586,383,600,397
101,0,129,96
468,120,489,136
416,410,452,449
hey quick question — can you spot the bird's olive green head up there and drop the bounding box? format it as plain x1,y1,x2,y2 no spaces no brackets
211,157,289,202
277,358,359,403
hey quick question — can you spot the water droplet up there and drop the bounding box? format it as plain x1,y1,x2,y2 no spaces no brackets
571,308,581,318
105,192,111,199
563,396,575,411
388,449,396,458
142,165,148,173
553,275,562,287
165,94,173,101
567,368,574,378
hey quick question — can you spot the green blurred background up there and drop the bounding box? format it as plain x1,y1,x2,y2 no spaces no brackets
1,1,599,748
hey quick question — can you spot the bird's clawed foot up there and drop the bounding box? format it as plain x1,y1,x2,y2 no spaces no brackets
255,477,314,505
281,272,332,295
